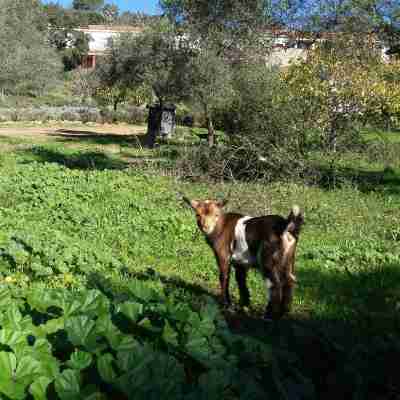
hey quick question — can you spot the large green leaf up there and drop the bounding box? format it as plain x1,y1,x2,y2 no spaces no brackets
61,295,83,318
138,317,162,333
127,280,165,303
116,351,185,399
41,317,65,335
95,314,126,350
29,376,52,400
15,355,42,387
67,350,93,370
162,320,179,346
79,290,109,317
0,304,33,332
54,369,81,400
65,315,96,348
185,334,212,364
0,352,41,400
26,289,62,314
0,286,13,310
116,343,155,374
110,334,138,353
0,352,24,400
97,353,117,383
116,301,143,322
0,329,27,352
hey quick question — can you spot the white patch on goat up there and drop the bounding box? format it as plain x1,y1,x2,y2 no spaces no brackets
281,231,297,282
203,215,219,235
265,278,273,303
291,205,300,217
231,216,255,265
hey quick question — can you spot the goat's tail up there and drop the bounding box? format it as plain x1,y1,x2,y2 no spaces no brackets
285,205,304,239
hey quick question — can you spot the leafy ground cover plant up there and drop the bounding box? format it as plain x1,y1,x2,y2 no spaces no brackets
0,127,399,399
0,282,288,400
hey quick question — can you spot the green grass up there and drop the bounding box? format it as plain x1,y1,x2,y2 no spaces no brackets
0,126,399,399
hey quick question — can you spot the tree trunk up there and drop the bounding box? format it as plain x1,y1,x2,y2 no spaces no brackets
144,98,163,148
328,117,338,153
204,105,215,147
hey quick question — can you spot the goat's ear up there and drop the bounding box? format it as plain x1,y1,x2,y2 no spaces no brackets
181,195,199,209
217,199,228,208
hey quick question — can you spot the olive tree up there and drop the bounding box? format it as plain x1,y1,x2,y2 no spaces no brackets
103,19,192,109
186,43,234,146
0,0,62,96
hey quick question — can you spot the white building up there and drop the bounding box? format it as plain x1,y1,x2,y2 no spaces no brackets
76,25,142,68
75,25,391,69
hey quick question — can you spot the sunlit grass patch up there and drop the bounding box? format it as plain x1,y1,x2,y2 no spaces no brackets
0,126,399,399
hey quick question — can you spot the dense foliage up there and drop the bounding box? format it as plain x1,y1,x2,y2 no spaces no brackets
0,282,282,399
0,153,310,399
0,130,398,399
284,35,400,151
0,0,62,96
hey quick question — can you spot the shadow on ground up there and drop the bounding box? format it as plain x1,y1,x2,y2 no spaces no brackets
87,261,400,400
21,146,128,170
314,163,400,195
50,128,147,147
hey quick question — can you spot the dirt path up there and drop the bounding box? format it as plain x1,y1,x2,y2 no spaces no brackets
0,123,146,140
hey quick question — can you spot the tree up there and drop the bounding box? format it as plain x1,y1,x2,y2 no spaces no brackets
187,44,234,146
102,3,119,23
94,18,191,146
161,0,276,146
0,0,62,96
43,2,93,71
92,54,152,111
102,18,192,108
73,0,104,12
161,0,272,63
117,11,159,26
283,33,400,151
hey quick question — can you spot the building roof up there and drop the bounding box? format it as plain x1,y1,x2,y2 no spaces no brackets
75,25,143,55
77,25,143,33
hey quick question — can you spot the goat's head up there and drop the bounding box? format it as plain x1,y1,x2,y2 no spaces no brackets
182,196,227,236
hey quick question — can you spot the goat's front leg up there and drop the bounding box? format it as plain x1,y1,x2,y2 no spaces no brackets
217,255,231,306
235,266,250,307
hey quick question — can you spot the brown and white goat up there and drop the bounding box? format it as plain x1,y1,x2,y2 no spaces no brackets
183,197,304,320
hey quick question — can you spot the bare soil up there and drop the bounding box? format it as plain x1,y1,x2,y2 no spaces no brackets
0,123,146,140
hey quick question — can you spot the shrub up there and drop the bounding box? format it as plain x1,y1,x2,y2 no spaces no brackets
60,110,80,122
125,106,147,125
176,64,311,182
77,107,101,123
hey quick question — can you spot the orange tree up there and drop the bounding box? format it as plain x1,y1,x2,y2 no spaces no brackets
282,34,400,152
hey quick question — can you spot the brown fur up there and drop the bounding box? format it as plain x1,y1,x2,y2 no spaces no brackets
184,197,304,320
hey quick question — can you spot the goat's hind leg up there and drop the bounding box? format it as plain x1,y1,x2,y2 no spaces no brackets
264,271,282,320
262,247,282,320
281,280,295,316
281,249,297,317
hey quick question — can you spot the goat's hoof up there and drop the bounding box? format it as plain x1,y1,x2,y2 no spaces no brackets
221,300,231,309
241,306,250,314
263,310,279,322
263,314,274,322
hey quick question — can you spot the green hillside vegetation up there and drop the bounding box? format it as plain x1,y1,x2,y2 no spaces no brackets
0,126,398,399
